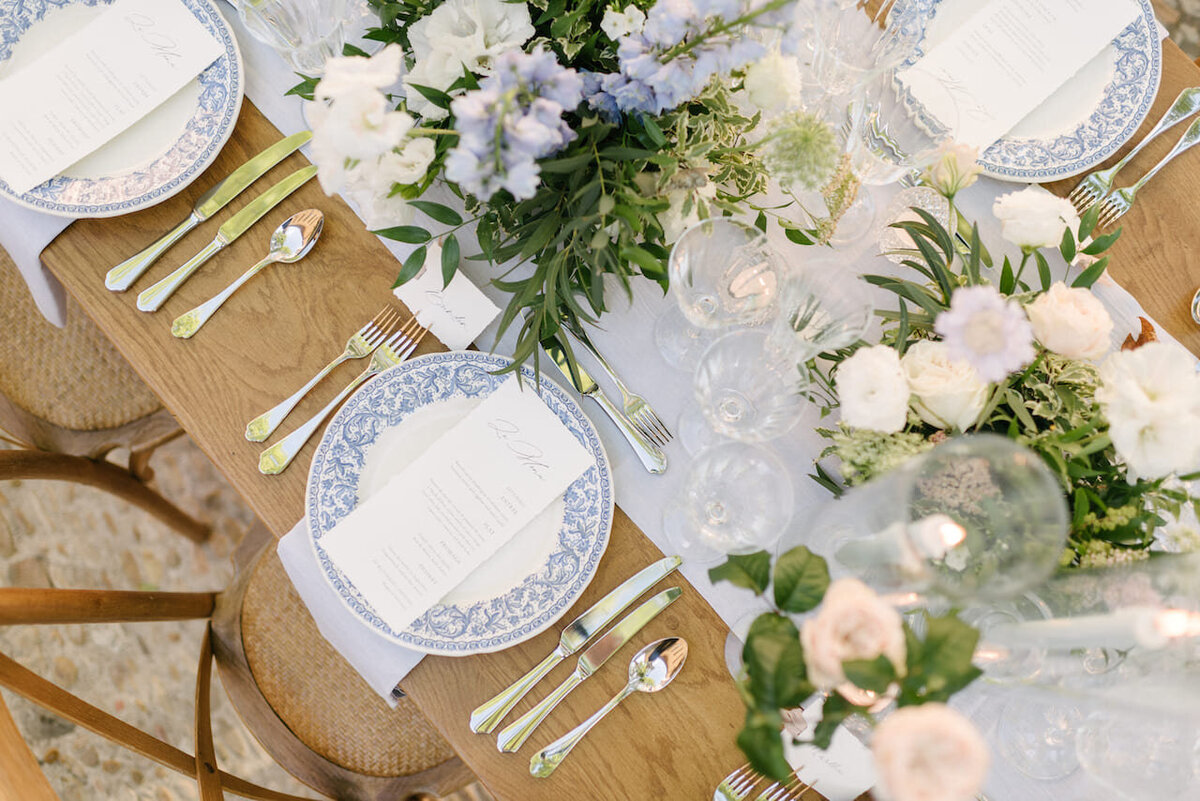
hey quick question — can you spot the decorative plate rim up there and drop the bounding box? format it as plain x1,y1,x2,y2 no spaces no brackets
305,350,615,656
0,0,244,217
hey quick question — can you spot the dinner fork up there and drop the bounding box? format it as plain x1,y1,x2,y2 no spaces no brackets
245,306,401,442
1096,115,1200,229
715,763,761,801
258,317,428,475
1067,87,1200,214
559,321,672,448
754,774,815,801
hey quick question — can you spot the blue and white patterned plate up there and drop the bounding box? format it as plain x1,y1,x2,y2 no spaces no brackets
306,351,614,656
895,0,1161,182
0,0,243,217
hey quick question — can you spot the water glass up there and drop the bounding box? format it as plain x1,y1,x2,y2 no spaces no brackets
238,0,355,75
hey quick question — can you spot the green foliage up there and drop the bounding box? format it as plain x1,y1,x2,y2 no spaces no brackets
708,550,772,594
772,545,829,613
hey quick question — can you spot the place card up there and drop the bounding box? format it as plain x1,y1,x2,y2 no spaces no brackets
786,698,876,801
0,0,223,194
393,239,500,350
320,378,592,633
897,0,1139,150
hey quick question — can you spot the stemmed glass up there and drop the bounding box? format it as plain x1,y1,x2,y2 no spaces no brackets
237,0,357,75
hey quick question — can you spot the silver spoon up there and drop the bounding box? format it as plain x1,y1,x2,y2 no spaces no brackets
1192,286,1200,325
529,637,688,778
171,209,324,339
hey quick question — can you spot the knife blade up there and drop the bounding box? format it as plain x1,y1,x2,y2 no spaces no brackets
543,338,667,474
495,586,681,752
106,130,312,291
469,555,682,733
136,165,318,312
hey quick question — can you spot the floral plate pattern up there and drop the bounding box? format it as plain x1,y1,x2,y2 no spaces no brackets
306,351,614,655
895,0,1161,182
0,0,243,216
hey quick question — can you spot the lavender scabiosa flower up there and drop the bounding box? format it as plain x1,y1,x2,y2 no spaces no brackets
445,47,583,202
934,286,1035,383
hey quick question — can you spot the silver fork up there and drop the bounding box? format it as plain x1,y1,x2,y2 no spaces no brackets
1067,87,1200,214
245,307,401,442
559,322,672,448
714,763,761,801
258,317,428,475
754,773,815,801
1096,115,1200,229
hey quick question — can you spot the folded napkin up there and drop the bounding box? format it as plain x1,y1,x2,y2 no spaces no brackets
0,198,73,326
277,518,423,705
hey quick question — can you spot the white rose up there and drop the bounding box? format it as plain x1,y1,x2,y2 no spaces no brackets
1096,341,1200,479
872,704,990,801
1025,282,1114,360
922,142,980,198
836,346,911,433
315,44,403,101
992,186,1080,251
901,340,988,431
380,138,437,186
600,5,646,40
743,48,803,113
800,578,906,690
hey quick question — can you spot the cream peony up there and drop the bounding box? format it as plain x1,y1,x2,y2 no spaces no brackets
600,5,646,39
872,704,990,801
404,0,534,119
1025,282,1114,360
1096,341,1200,479
837,345,911,433
922,142,980,198
744,48,803,113
992,186,1080,251
315,44,404,100
800,578,906,690
900,340,988,431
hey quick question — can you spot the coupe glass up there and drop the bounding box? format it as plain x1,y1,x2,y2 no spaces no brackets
238,0,355,74
662,442,794,564
790,434,1069,602
1076,707,1200,798
653,219,783,370
996,696,1083,781
765,252,875,362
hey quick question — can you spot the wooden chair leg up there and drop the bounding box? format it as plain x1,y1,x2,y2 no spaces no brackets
0,449,210,543
0,693,57,801
194,626,223,801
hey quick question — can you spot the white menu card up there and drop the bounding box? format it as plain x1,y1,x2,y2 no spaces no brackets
320,378,592,633
897,0,1139,150
0,0,223,194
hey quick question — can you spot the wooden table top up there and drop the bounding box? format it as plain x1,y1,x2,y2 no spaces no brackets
39,37,1200,801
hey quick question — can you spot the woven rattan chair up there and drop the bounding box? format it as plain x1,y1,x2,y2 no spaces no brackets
0,249,208,542
0,523,474,800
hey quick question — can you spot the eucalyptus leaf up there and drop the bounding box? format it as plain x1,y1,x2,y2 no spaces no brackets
441,234,460,288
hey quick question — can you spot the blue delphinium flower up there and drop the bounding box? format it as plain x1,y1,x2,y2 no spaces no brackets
446,47,583,202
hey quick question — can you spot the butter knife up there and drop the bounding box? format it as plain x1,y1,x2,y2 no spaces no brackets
495,586,681,752
136,165,318,312
543,338,667,474
469,555,682,734
106,130,312,292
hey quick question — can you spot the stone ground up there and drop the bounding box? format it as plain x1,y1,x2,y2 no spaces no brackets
1161,0,1200,58
0,437,491,801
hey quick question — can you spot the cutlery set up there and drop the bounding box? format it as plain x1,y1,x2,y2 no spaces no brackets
714,763,816,801
469,556,688,777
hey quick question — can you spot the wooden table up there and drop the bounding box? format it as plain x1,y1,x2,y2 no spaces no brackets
40,38,1200,801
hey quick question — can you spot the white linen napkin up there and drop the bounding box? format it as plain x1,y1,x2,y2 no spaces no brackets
0,198,73,326
276,518,423,705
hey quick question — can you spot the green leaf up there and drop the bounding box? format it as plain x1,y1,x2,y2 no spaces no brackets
409,200,463,226
843,654,896,694
539,153,593,173
1035,250,1052,291
406,82,452,110
772,545,830,613
1079,202,1101,240
737,708,792,782
1000,256,1015,294
621,245,666,279
810,693,864,750
392,245,427,287
374,225,432,244
1082,228,1121,255
640,116,669,147
1071,255,1109,289
709,551,771,594
966,223,983,284
784,227,815,246
754,211,767,232
441,234,460,288
342,43,369,58
284,74,319,100
742,613,814,711
1059,226,1076,263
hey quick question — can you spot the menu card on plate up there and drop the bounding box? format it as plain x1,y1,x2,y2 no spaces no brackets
0,0,223,194
897,0,1139,150
320,378,592,633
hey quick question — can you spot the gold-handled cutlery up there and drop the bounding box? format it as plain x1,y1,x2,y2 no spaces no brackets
529,637,688,778
469,556,682,734
715,765,815,801
136,165,318,312
245,306,402,442
496,587,681,752
105,130,312,291
171,209,324,339
258,317,428,475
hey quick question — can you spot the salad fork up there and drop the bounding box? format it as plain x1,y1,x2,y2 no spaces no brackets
559,321,672,448
754,774,814,801
715,763,761,801
245,306,401,442
258,317,428,475
1096,115,1200,229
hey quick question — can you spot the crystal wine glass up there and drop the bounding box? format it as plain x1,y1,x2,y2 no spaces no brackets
238,0,356,75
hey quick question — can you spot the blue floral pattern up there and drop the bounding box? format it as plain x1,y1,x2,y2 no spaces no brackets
306,351,614,655
0,0,243,216
896,0,1160,182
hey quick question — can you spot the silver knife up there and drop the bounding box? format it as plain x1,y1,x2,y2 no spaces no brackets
495,586,681,752
469,555,682,733
105,130,312,291
136,165,318,312
543,338,667,474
